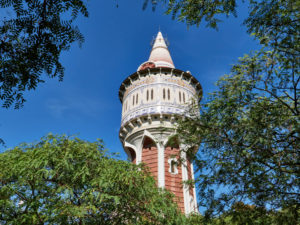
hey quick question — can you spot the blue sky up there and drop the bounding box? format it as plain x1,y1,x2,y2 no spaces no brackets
0,0,259,158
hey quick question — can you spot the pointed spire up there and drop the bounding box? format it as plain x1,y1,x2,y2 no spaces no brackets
137,31,175,71
149,32,174,68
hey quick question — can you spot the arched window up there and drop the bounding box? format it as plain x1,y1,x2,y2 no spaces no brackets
179,91,181,102
127,148,136,164
146,90,149,101
133,95,135,106
183,92,185,103
166,135,180,149
151,89,153,100
136,94,138,104
163,89,165,100
168,89,170,100
143,136,156,149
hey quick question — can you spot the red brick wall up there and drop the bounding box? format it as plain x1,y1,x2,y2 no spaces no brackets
164,147,185,212
142,137,158,182
139,137,194,213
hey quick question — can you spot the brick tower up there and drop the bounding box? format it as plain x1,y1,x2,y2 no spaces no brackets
118,32,202,214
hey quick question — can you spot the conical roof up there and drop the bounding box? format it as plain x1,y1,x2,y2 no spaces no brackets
149,32,174,67
138,32,175,71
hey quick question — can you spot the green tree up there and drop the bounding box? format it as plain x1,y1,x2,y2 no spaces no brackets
148,0,300,220
0,134,186,224
0,0,88,109
178,47,299,215
186,202,300,225
227,202,299,225
0,0,89,145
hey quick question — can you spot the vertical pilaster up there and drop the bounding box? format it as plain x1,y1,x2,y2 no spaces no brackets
191,163,198,212
157,143,165,188
137,139,143,164
181,149,190,214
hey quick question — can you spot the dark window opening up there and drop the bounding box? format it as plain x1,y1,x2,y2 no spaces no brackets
143,137,156,149
146,90,149,101
166,135,180,149
171,160,177,173
127,148,136,163
179,92,181,102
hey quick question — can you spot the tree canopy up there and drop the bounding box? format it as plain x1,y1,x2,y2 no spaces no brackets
0,0,88,109
149,0,300,220
0,134,186,224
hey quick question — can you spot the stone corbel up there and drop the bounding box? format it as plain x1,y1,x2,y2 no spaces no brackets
137,71,141,79
170,68,174,76
128,122,134,129
159,114,163,123
137,117,142,126
147,114,152,124
128,77,133,85
122,126,128,133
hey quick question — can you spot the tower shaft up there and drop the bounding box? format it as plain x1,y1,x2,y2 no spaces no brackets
118,32,202,214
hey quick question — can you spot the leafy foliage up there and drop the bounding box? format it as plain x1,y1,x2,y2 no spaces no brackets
0,0,88,109
0,134,186,224
227,202,299,225
146,0,237,28
153,0,300,220
186,202,300,225
149,0,300,34
178,41,300,219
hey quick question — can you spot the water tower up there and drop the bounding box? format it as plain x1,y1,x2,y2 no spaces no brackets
118,32,202,214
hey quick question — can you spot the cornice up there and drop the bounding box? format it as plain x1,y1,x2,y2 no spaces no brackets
118,67,203,103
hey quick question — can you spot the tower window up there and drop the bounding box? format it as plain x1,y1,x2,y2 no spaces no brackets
133,95,135,106
168,89,170,100
146,90,149,101
163,89,165,100
183,92,185,103
171,161,176,173
168,158,178,175
151,89,153,100
136,94,138,104
179,92,181,102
